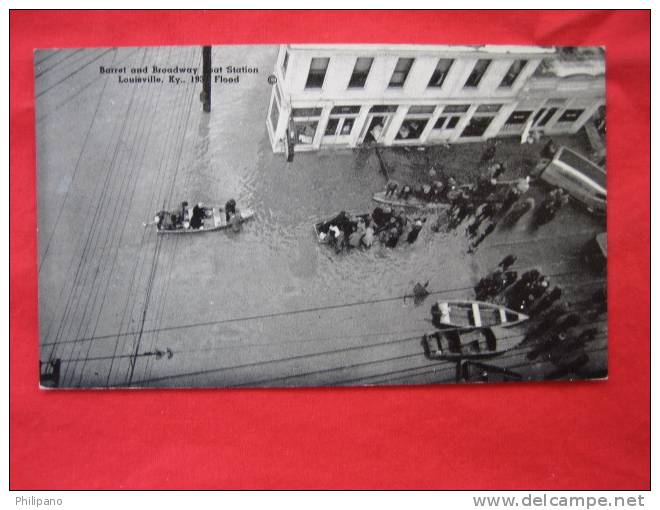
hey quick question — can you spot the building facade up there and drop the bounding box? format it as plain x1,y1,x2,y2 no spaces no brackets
266,44,605,154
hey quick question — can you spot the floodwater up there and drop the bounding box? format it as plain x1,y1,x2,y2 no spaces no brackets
36,46,607,388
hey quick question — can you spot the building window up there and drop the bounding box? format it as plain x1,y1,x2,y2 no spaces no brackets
499,60,527,88
395,119,428,140
428,58,454,88
348,57,373,88
534,107,558,127
443,104,470,113
433,116,447,129
324,105,361,138
388,58,414,88
476,104,502,113
305,57,330,89
408,105,436,115
292,107,323,117
370,105,399,113
395,105,433,141
461,116,494,137
557,109,585,123
446,116,461,129
292,107,323,145
282,51,289,79
331,105,361,115
505,110,533,124
464,59,491,88
324,118,339,136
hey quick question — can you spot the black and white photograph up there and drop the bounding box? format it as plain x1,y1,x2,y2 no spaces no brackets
36,44,608,388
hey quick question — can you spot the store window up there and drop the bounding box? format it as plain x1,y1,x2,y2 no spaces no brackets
370,105,399,113
428,58,454,88
446,116,461,129
476,104,503,113
292,107,323,145
305,58,330,89
461,116,494,137
499,60,527,88
464,59,491,88
324,105,361,138
388,58,414,88
395,105,433,141
505,110,533,125
557,109,585,123
348,57,373,88
443,104,470,113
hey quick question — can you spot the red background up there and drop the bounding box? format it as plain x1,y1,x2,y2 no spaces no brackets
10,10,650,489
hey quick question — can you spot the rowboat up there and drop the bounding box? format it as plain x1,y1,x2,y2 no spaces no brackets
372,191,448,211
152,205,254,234
431,300,528,330
422,327,524,360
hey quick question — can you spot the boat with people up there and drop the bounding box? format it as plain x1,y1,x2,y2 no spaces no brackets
422,326,524,360
147,201,254,234
430,300,528,330
314,209,426,252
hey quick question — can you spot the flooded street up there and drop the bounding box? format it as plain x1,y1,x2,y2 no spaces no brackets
36,46,607,387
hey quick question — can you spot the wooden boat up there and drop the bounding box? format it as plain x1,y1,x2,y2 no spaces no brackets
431,300,528,329
372,191,448,211
152,205,254,234
422,327,524,360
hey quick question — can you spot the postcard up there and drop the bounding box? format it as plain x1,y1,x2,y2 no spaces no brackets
35,44,607,388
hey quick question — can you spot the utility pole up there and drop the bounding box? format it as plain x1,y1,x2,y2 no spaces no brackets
202,46,212,112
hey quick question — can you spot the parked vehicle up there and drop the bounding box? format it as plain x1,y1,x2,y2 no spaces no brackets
539,146,606,215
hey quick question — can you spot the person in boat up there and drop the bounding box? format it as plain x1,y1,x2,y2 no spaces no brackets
361,224,375,248
373,207,394,232
371,206,386,227
349,226,364,249
385,179,399,197
178,201,189,226
190,203,205,229
225,199,237,222
394,208,408,231
399,184,413,200
229,209,242,232
385,226,400,248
